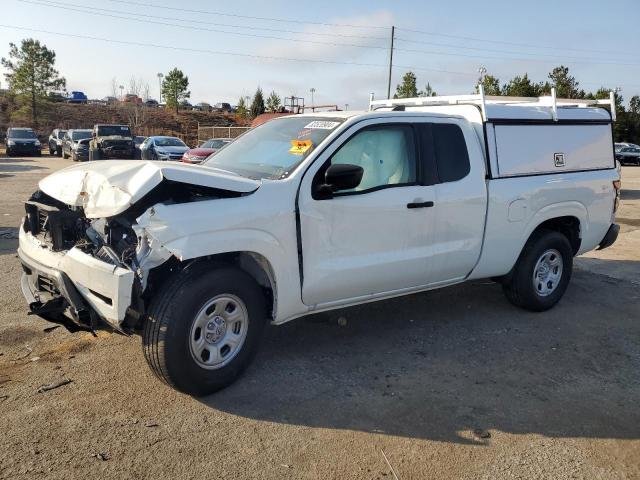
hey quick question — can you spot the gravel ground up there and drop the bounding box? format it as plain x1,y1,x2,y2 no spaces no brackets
0,155,638,480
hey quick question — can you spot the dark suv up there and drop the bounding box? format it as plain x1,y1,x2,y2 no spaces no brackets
6,128,41,157
88,124,135,160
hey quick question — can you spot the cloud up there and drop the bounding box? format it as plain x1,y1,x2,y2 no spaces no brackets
256,10,395,65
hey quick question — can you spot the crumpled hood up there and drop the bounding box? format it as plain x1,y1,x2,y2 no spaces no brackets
38,160,260,218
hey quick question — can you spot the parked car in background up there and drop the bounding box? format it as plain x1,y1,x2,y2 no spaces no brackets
615,146,640,165
139,136,189,160
68,91,88,104
89,124,135,160
144,99,159,108
615,142,640,152
212,102,233,113
48,128,67,156
122,94,142,104
180,100,192,110
102,96,118,105
6,128,41,156
193,102,212,112
181,138,232,164
134,136,146,159
62,129,92,161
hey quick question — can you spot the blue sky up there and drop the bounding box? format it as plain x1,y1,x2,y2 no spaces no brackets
1,0,639,109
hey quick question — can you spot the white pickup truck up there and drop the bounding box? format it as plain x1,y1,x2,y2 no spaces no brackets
18,90,620,395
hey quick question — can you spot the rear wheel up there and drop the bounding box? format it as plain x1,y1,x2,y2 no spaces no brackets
143,264,267,396
502,229,573,312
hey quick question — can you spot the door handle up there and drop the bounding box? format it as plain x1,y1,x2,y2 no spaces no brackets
407,201,434,209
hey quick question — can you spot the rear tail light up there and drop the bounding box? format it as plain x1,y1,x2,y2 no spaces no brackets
613,180,621,213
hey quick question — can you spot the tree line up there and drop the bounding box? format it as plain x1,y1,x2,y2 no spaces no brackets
395,67,640,143
3,38,640,142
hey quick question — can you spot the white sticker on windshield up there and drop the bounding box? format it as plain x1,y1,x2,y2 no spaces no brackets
304,121,340,130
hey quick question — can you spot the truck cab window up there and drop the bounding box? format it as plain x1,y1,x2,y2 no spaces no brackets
432,123,470,183
330,125,416,192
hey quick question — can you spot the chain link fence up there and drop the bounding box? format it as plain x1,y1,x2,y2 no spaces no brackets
197,125,251,145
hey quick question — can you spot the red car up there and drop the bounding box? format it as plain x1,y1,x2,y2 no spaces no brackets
181,138,232,164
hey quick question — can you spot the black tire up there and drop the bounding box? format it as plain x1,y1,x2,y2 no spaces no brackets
502,229,573,312
49,146,55,155
143,263,267,396
56,146,62,157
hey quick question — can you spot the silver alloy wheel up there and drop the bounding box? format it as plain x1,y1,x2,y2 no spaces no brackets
188,294,249,370
532,249,563,297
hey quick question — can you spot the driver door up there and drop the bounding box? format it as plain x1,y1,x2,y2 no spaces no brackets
298,119,437,306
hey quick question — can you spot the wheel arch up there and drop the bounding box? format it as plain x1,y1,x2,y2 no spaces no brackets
146,251,277,321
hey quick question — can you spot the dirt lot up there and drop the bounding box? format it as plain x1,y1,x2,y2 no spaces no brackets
0,156,638,480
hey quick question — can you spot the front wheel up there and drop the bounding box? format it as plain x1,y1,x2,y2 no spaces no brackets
502,229,573,312
143,264,267,396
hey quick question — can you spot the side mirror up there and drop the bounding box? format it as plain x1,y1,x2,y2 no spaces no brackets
324,163,363,192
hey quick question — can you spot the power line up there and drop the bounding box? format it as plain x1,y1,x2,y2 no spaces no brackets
396,27,630,57
96,0,634,59
395,37,632,63
18,0,388,41
0,23,475,77
19,0,640,68
19,0,388,50
101,0,390,30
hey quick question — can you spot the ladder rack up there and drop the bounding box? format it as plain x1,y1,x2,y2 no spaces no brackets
368,86,617,122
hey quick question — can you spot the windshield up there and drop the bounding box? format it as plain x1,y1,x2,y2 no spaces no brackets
71,130,91,141
204,117,344,179
9,129,37,139
202,139,229,149
155,137,186,147
97,125,131,136
56,130,67,139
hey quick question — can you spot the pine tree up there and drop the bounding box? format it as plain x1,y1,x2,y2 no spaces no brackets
265,91,281,113
161,68,190,114
394,72,419,99
250,87,266,118
236,96,248,119
1,39,65,127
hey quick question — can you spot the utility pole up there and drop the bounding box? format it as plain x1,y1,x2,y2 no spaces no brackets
157,72,164,103
344,103,349,111
310,87,316,111
477,66,486,93
119,84,124,100
386,25,395,99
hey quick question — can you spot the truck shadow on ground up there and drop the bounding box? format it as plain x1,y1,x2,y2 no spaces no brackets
621,188,640,201
0,227,19,254
202,272,640,444
0,159,47,173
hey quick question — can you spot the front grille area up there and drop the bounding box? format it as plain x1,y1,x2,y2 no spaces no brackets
38,209,48,231
24,200,84,252
37,275,60,295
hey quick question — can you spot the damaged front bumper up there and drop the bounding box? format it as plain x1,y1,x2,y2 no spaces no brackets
18,226,135,329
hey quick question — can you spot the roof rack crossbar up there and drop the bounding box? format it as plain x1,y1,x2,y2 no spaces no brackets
368,88,617,122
